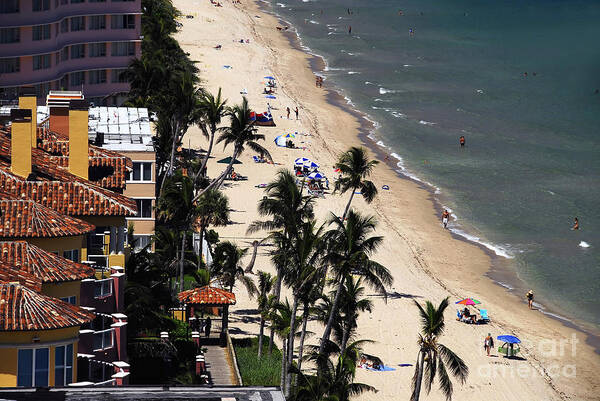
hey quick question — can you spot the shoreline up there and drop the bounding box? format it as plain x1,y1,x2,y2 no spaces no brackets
259,0,600,348
174,0,600,398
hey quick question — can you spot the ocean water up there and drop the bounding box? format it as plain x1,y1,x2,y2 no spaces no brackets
264,0,600,329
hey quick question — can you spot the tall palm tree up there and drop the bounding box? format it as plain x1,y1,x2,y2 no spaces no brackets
269,299,301,393
210,241,257,296
337,276,373,351
193,97,271,200
334,146,379,220
195,189,230,264
247,169,315,354
411,297,469,401
319,210,393,353
256,271,276,359
196,88,227,180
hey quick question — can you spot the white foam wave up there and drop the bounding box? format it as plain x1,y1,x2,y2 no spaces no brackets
276,2,286,7
365,81,375,85
403,64,412,67
449,228,514,259
476,89,484,94
419,120,436,126
379,87,395,94
344,96,355,106
495,281,514,290
348,71,361,75
579,241,590,248
390,111,406,119
309,20,319,24
376,140,386,148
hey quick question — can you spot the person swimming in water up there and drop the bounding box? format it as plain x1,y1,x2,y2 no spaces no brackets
459,135,465,148
409,28,414,37
348,25,352,34
441,210,450,228
572,217,579,230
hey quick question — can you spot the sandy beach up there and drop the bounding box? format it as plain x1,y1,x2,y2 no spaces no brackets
174,0,600,399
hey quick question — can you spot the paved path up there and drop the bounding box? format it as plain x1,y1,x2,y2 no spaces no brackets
203,345,235,385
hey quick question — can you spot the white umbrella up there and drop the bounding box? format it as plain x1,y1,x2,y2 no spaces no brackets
304,161,320,170
308,172,325,181
295,157,311,166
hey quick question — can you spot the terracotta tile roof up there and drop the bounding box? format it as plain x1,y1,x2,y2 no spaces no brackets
0,198,95,238
0,282,94,331
0,132,137,216
37,128,132,190
178,286,236,305
0,267,42,292
0,241,94,283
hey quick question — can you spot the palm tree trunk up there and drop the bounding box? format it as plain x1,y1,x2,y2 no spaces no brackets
245,240,259,273
258,316,265,360
285,296,300,396
268,270,283,355
162,119,181,193
199,127,216,178
280,338,287,394
192,148,240,202
411,350,425,401
319,275,345,353
197,224,205,268
295,301,309,382
341,323,350,352
342,190,356,220
179,231,186,292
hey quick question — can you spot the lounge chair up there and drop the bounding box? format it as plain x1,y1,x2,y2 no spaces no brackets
479,309,490,323
253,155,266,163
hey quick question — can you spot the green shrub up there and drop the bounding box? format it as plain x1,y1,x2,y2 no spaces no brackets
233,336,282,386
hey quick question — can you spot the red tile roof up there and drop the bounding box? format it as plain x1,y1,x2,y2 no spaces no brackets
0,241,94,283
178,286,236,305
0,282,94,331
0,267,42,292
0,198,95,238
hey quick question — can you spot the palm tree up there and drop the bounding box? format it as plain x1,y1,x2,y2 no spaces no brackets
336,276,373,351
269,299,302,393
193,97,271,200
256,271,276,359
334,146,379,220
195,189,230,264
196,88,227,179
411,297,469,401
290,340,376,401
247,169,315,354
319,210,393,353
210,241,257,296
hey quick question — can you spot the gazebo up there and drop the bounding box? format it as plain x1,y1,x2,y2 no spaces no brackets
177,286,236,343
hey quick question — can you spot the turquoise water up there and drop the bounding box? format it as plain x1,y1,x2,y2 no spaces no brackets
264,0,600,329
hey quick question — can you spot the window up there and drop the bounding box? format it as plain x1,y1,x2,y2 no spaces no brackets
59,74,69,89
60,295,76,304
93,329,113,351
89,15,105,30
134,199,152,218
55,52,60,65
17,348,49,387
94,278,112,298
88,69,106,84
88,43,106,57
132,235,151,251
70,44,85,59
129,161,152,182
33,54,51,70
111,15,135,30
71,0,85,3
70,16,85,32
32,0,50,11
0,58,20,73
61,47,69,61
0,28,20,44
63,249,80,262
54,344,73,386
110,41,135,57
0,0,20,13
70,71,85,86
60,19,69,33
111,68,128,83
32,24,51,41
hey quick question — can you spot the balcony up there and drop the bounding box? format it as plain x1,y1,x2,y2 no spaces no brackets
0,0,141,28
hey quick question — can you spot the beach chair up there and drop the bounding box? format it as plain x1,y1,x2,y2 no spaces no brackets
479,309,490,323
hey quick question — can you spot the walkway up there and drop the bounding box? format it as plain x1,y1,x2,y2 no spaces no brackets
204,345,235,385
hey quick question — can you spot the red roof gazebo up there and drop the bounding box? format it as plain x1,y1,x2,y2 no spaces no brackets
178,286,236,343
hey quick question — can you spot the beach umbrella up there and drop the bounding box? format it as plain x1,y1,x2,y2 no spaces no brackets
304,161,320,169
283,133,296,138
264,76,275,80
295,157,311,166
265,95,276,99
308,172,325,181
274,135,287,147
455,298,481,306
497,335,520,344
217,156,242,164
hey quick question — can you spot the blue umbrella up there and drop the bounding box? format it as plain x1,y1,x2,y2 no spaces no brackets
308,172,325,181
264,76,275,80
265,95,276,99
304,161,320,169
295,157,311,166
497,335,521,344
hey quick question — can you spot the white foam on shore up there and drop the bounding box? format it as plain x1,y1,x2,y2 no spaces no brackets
379,87,396,94
419,120,436,126
495,281,514,290
365,81,375,85
309,20,319,24
276,2,286,7
579,241,590,248
449,228,514,259
348,71,361,74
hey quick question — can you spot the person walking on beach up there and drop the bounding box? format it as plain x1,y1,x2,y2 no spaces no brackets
295,106,299,119
572,217,579,230
441,209,450,228
484,333,494,356
526,290,534,310
459,135,465,148
286,107,290,119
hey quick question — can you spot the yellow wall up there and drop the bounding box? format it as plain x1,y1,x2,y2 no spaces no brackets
10,117,32,178
80,216,126,229
42,281,81,306
27,235,86,258
18,95,37,145
68,109,89,180
0,327,79,387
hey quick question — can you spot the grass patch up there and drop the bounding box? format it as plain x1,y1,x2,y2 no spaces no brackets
233,336,282,386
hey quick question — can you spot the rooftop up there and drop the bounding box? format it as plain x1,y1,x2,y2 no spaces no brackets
178,286,237,306
0,241,95,283
0,282,94,331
